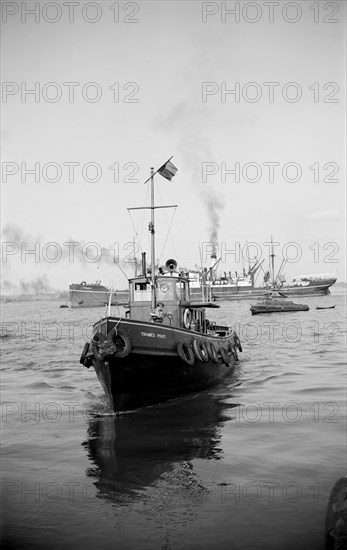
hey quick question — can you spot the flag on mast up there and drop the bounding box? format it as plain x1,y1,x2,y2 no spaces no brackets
158,160,178,181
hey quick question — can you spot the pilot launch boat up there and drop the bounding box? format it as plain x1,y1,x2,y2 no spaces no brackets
80,159,242,412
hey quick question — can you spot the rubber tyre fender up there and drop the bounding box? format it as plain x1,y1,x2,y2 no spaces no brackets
207,341,218,363
228,342,238,362
234,334,242,352
80,342,90,365
109,328,132,358
192,338,209,362
177,341,195,366
220,345,230,367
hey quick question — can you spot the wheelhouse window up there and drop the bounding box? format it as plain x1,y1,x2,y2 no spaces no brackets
132,281,151,302
175,280,189,301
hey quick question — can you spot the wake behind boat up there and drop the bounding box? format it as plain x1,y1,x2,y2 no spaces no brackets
80,159,242,412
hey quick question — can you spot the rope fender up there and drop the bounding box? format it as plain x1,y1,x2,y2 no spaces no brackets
91,329,132,359
91,332,106,361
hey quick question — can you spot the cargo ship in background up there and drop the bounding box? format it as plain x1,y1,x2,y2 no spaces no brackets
68,252,139,307
273,273,337,297
69,281,128,308
69,239,337,306
189,241,337,301
69,263,337,306
189,256,268,301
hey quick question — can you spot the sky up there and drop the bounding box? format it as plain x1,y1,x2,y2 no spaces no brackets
1,0,346,293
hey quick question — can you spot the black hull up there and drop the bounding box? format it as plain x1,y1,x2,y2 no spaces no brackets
251,306,309,315
92,353,235,411
86,317,240,412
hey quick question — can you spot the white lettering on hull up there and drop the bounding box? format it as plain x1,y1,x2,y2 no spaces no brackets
140,332,166,339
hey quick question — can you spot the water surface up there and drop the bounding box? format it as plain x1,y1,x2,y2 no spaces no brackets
1,290,346,549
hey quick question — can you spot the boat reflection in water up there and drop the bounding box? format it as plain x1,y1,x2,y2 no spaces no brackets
84,389,239,517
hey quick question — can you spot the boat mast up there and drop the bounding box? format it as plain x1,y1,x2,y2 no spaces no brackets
270,236,275,286
149,167,156,309
129,158,177,309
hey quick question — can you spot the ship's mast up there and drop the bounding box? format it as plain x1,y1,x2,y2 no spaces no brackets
149,167,156,308
128,159,177,309
270,235,275,285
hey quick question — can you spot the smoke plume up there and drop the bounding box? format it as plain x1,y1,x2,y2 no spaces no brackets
1,223,121,266
19,275,52,294
156,102,224,247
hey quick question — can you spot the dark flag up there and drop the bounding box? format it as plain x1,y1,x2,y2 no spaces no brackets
158,160,178,181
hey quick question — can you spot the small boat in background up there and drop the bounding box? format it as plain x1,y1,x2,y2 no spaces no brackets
316,305,335,310
250,293,309,315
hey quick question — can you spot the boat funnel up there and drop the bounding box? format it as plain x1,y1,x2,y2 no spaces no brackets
210,252,217,269
141,252,147,276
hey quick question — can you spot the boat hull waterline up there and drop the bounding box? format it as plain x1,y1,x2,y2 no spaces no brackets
200,281,335,301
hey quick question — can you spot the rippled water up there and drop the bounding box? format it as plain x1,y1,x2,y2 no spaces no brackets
1,290,346,549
